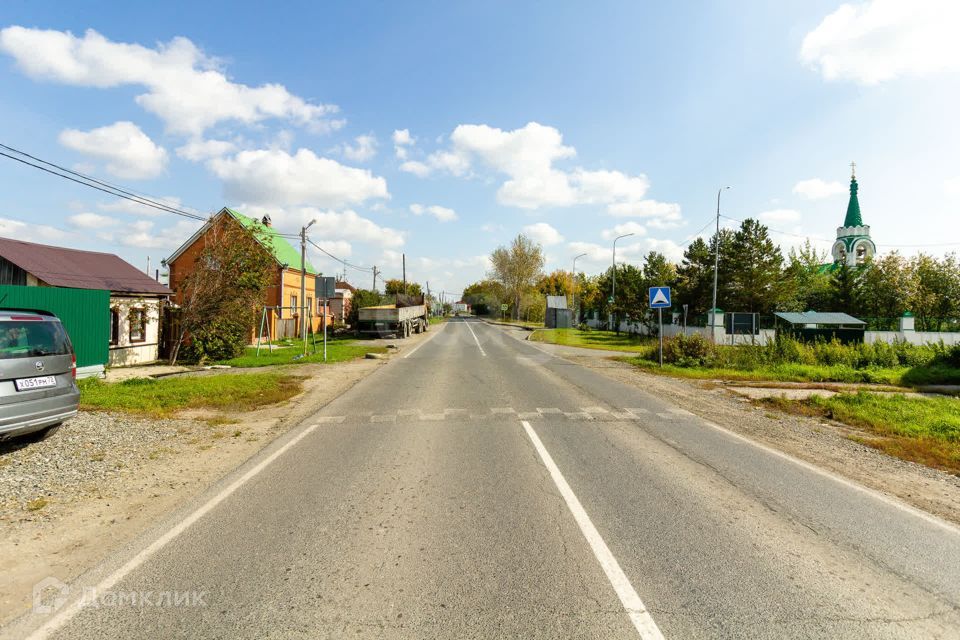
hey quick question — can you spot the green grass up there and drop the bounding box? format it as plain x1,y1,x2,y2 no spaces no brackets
221,337,385,367
79,373,303,416
624,357,908,385
531,328,654,353
763,392,960,474
429,316,447,325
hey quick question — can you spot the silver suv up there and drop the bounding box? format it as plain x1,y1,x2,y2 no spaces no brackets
0,309,80,440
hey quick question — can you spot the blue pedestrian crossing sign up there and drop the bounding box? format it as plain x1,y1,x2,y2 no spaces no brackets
649,286,671,308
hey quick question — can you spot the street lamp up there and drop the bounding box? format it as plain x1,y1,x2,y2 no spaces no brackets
572,252,586,326
611,233,635,329
301,219,317,354
711,187,730,338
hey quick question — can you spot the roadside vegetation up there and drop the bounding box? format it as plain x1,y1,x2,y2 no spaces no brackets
530,328,650,352
621,333,960,386
79,373,303,416
761,392,960,474
219,337,385,367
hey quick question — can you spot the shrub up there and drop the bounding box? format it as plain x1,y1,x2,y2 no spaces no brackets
662,333,713,366
181,315,250,363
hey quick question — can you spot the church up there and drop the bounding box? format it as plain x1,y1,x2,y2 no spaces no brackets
830,163,876,266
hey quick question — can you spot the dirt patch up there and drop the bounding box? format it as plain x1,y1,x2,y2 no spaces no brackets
539,347,960,527
0,329,435,626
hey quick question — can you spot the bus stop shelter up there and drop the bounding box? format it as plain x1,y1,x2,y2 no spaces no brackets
774,311,866,343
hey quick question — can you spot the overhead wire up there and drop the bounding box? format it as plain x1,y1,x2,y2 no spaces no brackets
0,143,208,221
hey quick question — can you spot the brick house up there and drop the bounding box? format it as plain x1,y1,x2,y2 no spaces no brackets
166,208,330,340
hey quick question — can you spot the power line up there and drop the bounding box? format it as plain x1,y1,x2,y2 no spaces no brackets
0,143,207,221
306,238,374,273
718,213,960,249
677,215,719,248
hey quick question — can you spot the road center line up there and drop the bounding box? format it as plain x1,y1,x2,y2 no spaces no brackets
464,319,487,356
26,421,325,640
520,420,665,639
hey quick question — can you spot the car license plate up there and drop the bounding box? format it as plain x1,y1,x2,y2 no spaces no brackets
14,375,57,391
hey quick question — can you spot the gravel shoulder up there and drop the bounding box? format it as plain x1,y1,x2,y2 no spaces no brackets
0,332,432,626
518,331,960,527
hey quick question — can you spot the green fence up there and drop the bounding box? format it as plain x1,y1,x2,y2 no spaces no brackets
0,285,109,368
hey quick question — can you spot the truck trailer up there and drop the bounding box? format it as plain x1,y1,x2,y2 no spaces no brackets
357,297,429,339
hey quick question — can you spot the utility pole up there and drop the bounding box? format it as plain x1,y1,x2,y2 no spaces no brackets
300,219,316,356
372,266,380,292
711,187,730,340
402,253,407,295
572,252,586,326
611,233,635,330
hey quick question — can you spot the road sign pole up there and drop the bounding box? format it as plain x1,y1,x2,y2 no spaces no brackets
658,307,663,368
323,297,328,362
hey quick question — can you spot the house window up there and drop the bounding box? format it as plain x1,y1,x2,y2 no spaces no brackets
109,308,120,345
290,295,298,315
129,308,147,343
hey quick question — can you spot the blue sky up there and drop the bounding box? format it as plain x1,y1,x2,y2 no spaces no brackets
1,0,958,297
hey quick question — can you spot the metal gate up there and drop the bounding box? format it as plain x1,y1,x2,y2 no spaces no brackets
0,285,110,368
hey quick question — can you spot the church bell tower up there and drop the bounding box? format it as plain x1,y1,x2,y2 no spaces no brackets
831,162,876,266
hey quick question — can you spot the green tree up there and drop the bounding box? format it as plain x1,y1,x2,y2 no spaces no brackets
727,218,787,313
171,215,276,364
489,234,545,320
858,252,913,322
829,262,864,315
675,230,736,319
909,253,960,330
384,279,422,297
782,240,832,312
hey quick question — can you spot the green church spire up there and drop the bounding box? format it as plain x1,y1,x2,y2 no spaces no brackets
843,161,862,227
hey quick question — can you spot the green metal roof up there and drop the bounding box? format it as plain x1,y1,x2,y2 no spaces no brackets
225,208,316,275
843,177,863,228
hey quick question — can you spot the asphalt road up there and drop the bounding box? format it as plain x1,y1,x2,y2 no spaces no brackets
12,318,960,639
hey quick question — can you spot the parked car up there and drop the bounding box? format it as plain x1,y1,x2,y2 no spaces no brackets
0,309,79,441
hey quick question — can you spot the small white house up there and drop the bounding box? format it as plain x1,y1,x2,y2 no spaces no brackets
0,236,172,367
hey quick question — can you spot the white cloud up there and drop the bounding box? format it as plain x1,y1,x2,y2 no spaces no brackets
945,176,960,197
176,138,236,162
0,217,66,242
607,199,682,220
98,195,197,218
309,239,353,259
522,222,564,246
405,121,681,222
342,134,378,162
68,212,117,229
207,148,389,208
601,221,647,240
568,236,684,265
0,26,342,135
297,208,405,248
758,209,802,223
58,121,167,179
800,0,960,84
409,203,458,222
792,178,846,200
392,129,414,159
399,160,432,177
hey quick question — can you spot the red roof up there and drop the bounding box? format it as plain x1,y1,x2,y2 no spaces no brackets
335,280,356,292
0,236,172,295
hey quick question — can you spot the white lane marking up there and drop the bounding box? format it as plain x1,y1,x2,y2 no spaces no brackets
464,320,487,356
491,407,516,414
697,419,960,537
520,420,665,640
403,321,447,358
26,421,325,640
582,406,609,414
537,407,562,414
316,416,346,424
371,414,396,423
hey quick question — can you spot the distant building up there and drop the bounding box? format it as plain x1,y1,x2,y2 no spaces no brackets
0,237,172,367
329,280,356,323
831,163,876,267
